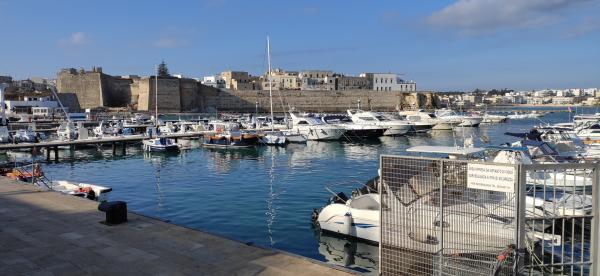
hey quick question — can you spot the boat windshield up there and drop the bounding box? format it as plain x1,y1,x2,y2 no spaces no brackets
375,115,388,121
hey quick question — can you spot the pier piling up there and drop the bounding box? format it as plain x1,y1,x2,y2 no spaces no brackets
45,147,50,162
53,146,58,162
122,142,126,155
112,142,117,155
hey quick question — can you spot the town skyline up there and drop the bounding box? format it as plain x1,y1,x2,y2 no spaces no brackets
1,0,599,91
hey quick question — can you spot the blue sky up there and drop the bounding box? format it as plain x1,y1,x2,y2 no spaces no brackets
1,0,599,91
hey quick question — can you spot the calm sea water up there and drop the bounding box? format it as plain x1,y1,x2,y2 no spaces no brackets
26,107,589,274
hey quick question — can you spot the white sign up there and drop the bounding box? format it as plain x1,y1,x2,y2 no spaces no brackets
467,163,516,193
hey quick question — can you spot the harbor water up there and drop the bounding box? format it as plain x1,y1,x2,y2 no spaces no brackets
24,108,581,274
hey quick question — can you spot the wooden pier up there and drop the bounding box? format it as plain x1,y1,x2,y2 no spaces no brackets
0,178,352,275
0,133,207,162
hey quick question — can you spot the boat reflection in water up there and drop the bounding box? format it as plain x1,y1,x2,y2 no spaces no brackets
314,230,379,275
204,147,262,173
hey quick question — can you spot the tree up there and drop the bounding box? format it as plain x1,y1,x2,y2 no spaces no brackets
157,60,170,77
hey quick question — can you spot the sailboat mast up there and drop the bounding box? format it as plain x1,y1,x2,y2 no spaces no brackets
155,65,159,127
267,36,274,132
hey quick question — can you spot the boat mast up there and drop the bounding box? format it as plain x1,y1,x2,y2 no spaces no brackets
155,65,159,127
267,36,274,132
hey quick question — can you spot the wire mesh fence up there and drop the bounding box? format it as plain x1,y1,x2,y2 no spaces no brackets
519,163,597,275
379,155,598,276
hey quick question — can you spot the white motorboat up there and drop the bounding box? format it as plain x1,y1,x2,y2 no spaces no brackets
347,109,412,136
435,109,482,127
260,132,287,145
316,170,559,249
576,124,600,139
49,180,112,202
317,192,380,243
322,114,385,138
289,112,346,141
507,111,542,120
142,137,180,152
281,129,308,143
57,121,78,141
482,113,508,123
13,127,38,143
399,110,451,131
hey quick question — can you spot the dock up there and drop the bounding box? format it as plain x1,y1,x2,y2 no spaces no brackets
0,133,207,162
0,178,353,275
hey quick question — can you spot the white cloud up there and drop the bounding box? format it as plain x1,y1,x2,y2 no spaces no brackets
427,0,589,35
153,37,186,48
58,32,89,46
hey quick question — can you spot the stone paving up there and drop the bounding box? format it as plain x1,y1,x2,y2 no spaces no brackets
0,178,354,275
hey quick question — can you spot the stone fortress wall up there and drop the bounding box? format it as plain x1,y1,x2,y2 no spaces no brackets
57,67,439,113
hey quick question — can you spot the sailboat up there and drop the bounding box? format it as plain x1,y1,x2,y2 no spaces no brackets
142,67,179,152
259,36,291,146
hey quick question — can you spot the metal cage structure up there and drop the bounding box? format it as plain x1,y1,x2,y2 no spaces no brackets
379,155,598,276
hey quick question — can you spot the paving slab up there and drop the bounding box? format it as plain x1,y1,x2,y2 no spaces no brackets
0,178,354,276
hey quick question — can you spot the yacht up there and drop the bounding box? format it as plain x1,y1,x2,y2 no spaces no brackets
289,112,346,141
398,110,452,131
435,109,482,127
321,114,385,139
346,109,412,136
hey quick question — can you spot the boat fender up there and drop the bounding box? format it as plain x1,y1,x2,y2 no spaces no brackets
343,212,353,235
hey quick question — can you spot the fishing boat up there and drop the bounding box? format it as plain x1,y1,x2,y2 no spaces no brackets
142,137,180,152
203,121,258,148
49,180,112,202
347,109,412,136
142,65,180,152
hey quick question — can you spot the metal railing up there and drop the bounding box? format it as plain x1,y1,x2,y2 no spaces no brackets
379,155,598,276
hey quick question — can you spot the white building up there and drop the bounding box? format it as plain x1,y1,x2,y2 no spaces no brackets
360,73,416,92
5,95,60,116
201,75,225,88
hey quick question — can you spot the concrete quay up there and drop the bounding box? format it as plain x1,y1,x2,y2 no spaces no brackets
0,178,353,276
